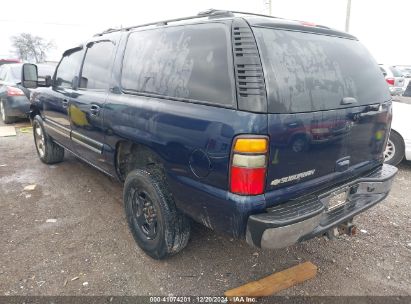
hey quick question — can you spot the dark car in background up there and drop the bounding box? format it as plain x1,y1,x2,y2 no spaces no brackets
21,10,397,259
0,63,56,123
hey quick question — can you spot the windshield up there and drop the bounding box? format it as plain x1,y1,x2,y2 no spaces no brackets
253,27,391,113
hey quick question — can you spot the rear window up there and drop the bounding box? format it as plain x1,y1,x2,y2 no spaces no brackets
121,23,235,106
254,28,390,113
8,65,22,82
390,66,402,77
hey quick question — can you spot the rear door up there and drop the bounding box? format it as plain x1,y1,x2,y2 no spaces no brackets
70,38,118,168
41,47,84,148
253,27,392,195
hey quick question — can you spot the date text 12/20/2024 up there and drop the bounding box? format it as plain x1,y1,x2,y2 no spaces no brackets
149,296,257,303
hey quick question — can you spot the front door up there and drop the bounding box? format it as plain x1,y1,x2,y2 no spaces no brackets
42,47,85,150
69,39,117,170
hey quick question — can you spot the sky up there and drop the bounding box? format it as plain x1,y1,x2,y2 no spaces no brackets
0,0,409,65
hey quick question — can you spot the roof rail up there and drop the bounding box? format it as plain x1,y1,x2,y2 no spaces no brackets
94,9,278,36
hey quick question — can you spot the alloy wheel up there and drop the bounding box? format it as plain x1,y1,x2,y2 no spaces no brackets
384,139,395,162
34,122,46,158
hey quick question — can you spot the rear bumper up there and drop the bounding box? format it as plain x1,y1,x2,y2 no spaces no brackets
389,86,404,96
4,96,30,117
246,164,397,249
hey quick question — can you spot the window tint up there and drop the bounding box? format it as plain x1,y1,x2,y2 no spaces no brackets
55,49,84,88
121,23,235,106
254,28,391,113
80,41,115,89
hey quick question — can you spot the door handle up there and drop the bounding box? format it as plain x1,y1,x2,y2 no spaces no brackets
62,99,69,108
90,104,101,116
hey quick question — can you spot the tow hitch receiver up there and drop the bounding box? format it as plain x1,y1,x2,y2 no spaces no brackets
326,221,357,239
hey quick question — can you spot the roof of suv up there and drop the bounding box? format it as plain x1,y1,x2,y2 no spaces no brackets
94,9,356,40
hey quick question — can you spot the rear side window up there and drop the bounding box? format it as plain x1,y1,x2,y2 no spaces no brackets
55,49,84,88
254,28,391,113
80,41,115,90
121,23,235,106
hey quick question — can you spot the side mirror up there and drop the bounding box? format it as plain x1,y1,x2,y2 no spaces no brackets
22,63,38,89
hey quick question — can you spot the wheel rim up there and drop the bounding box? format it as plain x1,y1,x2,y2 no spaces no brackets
384,138,395,162
0,102,5,122
34,122,46,158
130,190,158,240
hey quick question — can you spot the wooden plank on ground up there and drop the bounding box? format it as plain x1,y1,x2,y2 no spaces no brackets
0,126,16,137
224,261,317,298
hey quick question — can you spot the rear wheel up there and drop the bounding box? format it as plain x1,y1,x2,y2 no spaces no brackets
33,116,65,164
124,168,190,259
384,131,405,166
0,100,16,124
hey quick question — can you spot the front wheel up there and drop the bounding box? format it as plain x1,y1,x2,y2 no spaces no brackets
124,168,191,259
33,116,65,164
384,131,405,166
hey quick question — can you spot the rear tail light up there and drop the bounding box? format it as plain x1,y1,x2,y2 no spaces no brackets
386,78,395,86
7,86,25,96
230,137,268,195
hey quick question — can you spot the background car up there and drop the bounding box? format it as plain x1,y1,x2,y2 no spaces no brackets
394,65,411,78
0,63,56,123
0,59,20,67
379,64,405,96
384,100,411,166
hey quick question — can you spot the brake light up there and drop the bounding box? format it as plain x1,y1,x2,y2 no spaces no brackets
7,86,25,96
386,78,395,86
300,21,317,27
230,137,268,195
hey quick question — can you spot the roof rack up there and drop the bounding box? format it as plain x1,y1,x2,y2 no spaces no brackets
94,9,280,36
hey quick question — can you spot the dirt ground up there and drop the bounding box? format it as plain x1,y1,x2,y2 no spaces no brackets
0,121,410,297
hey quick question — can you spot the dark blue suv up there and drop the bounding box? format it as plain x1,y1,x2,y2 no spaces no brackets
22,10,397,259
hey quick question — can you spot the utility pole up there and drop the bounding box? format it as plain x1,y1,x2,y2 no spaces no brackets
266,0,272,16
345,0,352,32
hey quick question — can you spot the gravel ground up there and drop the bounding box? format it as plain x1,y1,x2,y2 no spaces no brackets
0,120,410,297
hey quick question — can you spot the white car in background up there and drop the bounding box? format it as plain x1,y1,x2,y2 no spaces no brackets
385,100,411,165
379,64,406,96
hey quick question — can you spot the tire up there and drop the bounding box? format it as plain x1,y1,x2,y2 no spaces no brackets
124,168,190,259
0,100,16,124
32,115,65,164
384,131,405,166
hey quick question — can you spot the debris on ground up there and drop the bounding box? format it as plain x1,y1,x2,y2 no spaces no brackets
46,219,57,223
225,262,317,297
82,282,89,286
0,126,16,137
360,229,368,234
23,184,36,191
70,277,79,281
18,127,33,134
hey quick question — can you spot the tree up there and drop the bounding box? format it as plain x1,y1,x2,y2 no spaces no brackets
11,33,55,63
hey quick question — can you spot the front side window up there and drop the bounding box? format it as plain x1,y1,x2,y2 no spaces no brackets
79,41,115,90
121,23,235,106
55,49,84,88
